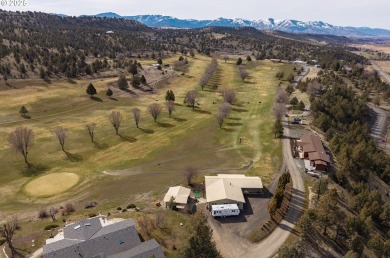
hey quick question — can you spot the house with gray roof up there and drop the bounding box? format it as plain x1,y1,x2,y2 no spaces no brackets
43,216,165,258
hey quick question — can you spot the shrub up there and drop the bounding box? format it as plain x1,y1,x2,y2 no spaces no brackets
84,201,97,209
38,208,49,219
65,203,75,213
44,224,59,231
117,207,122,210
127,204,136,209
122,209,127,212
0,238,5,246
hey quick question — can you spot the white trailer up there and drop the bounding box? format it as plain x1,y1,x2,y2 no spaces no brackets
211,204,240,217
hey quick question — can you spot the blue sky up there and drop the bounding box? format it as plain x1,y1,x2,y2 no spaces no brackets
3,0,389,29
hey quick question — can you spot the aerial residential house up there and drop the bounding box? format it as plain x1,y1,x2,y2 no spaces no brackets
296,134,330,171
205,174,263,211
163,186,191,210
43,216,165,258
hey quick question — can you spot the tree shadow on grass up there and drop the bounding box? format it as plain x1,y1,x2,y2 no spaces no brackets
94,142,109,150
90,96,103,102
119,135,137,142
192,109,212,115
22,163,50,176
43,78,52,84
109,97,118,101
174,103,183,107
226,122,243,127
173,117,187,122
157,122,175,128
140,128,155,134
21,114,31,119
222,128,237,132
228,117,242,121
67,79,77,84
232,108,249,113
65,151,83,162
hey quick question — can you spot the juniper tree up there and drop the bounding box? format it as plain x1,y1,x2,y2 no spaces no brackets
86,83,97,97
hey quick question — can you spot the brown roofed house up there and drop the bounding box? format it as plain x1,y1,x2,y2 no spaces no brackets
296,134,330,171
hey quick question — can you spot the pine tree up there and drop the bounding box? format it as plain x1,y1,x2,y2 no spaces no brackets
182,211,220,258
106,88,113,98
86,83,97,97
19,106,28,116
236,57,242,65
290,97,298,106
117,74,128,90
140,75,147,84
298,100,305,111
165,90,175,102
272,119,284,138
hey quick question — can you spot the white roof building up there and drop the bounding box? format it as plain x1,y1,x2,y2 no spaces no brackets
205,174,263,208
163,186,191,208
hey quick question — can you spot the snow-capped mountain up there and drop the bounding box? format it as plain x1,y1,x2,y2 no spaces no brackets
85,13,390,37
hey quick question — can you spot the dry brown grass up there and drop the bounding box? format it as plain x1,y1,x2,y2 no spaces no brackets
350,43,390,55
372,60,390,74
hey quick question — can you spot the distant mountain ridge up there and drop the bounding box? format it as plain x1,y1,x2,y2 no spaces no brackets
85,12,390,37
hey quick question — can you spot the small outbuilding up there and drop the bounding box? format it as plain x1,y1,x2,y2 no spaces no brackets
163,186,191,210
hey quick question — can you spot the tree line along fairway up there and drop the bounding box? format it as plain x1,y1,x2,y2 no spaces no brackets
0,55,294,214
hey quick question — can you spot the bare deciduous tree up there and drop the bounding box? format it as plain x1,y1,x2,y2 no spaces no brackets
238,66,249,81
219,102,232,118
49,207,57,221
184,166,198,185
307,81,322,97
199,59,218,90
220,87,236,104
166,100,175,118
275,87,289,104
0,218,19,257
86,123,97,143
8,127,34,166
148,103,162,123
132,108,141,128
217,110,225,128
223,56,229,63
273,102,287,119
185,90,197,109
53,126,68,152
109,111,122,135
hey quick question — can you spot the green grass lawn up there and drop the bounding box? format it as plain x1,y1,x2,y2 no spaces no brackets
0,55,293,215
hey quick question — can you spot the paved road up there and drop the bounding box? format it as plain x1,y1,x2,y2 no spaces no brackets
369,104,389,140
372,63,390,84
